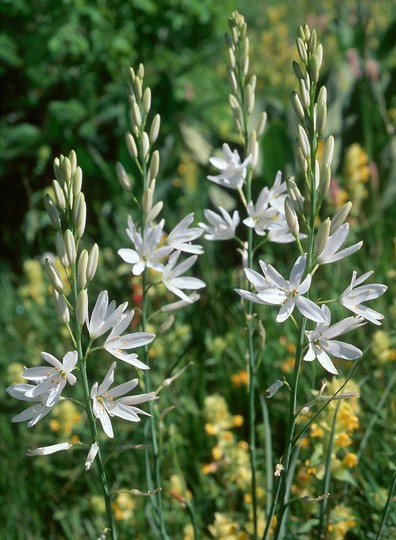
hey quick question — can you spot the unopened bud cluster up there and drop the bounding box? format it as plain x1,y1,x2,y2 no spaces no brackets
120,63,162,199
226,11,267,167
292,25,332,206
44,151,99,326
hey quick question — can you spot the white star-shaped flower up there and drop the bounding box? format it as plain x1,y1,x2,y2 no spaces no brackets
199,207,240,241
159,251,205,302
91,362,157,438
304,305,366,374
237,254,325,323
22,351,78,407
118,216,173,275
103,311,155,369
87,290,128,339
208,143,251,190
6,383,54,427
167,213,203,254
340,271,387,325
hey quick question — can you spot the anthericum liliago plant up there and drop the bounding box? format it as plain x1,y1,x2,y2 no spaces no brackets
198,12,387,540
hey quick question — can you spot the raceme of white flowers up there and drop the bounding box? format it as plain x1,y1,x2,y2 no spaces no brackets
6,151,158,463
201,141,387,375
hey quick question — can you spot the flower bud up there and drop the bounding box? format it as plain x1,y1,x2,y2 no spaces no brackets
126,132,138,160
297,125,310,160
77,249,88,290
296,37,307,63
315,218,330,256
142,188,153,215
55,231,69,267
319,165,331,198
284,197,299,237
147,201,163,223
292,60,305,81
228,47,236,69
322,135,335,167
316,100,327,136
309,29,317,53
291,91,305,122
131,102,142,129
315,44,323,71
52,180,66,210
330,202,352,234
149,150,160,180
149,114,161,144
77,288,88,326
297,148,308,172
61,157,72,184
142,132,150,161
87,243,99,282
44,194,61,229
53,289,70,324
72,167,83,197
69,150,77,175
227,67,238,93
45,258,64,294
256,111,267,137
143,87,151,113
64,229,76,265
298,78,310,108
137,63,144,78
116,162,131,192
286,178,304,213
73,192,86,239
133,76,142,101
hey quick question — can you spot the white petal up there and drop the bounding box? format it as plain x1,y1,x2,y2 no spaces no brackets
27,442,73,456
325,340,362,360
63,351,78,372
118,248,140,264
289,254,306,287
107,379,139,398
296,296,326,322
85,442,99,470
276,297,295,322
316,350,338,374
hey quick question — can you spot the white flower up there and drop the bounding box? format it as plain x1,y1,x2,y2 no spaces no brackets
22,351,78,407
267,170,288,211
118,216,173,275
87,290,128,339
104,311,155,369
85,442,99,470
208,143,251,190
167,213,203,254
236,261,274,304
316,223,362,265
243,188,279,236
238,254,325,323
159,251,205,302
6,383,54,427
304,305,365,374
340,271,387,325
27,442,73,456
199,207,240,240
91,362,157,438
267,221,302,244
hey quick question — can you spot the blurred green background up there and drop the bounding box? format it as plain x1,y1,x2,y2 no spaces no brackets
1,0,395,538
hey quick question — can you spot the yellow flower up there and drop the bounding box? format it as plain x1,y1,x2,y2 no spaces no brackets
232,415,244,428
343,452,358,468
231,370,249,387
310,423,324,438
335,432,352,448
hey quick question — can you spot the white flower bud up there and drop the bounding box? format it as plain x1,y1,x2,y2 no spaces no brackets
315,43,323,71
292,60,305,81
256,111,267,137
45,258,64,293
297,148,308,172
330,202,352,234
149,150,160,180
142,132,150,161
44,194,61,229
69,150,77,176
149,114,161,144
297,125,311,160
126,132,138,160
61,157,72,184
72,167,83,197
315,218,331,256
298,78,310,108
131,102,142,129
310,54,320,83
228,47,236,69
146,201,163,223
137,63,144,78
53,289,70,324
133,76,142,101
286,178,304,213
116,162,131,192
64,229,76,265
284,197,299,237
322,135,335,167
77,249,88,290
227,67,238,93
73,192,86,239
291,91,305,122
87,243,99,282
309,30,317,53
55,232,69,267
142,188,153,215
296,37,308,63
52,180,66,210
319,165,331,198
77,288,88,326
143,87,151,113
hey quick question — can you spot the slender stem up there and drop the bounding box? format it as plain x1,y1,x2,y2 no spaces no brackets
375,471,396,540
